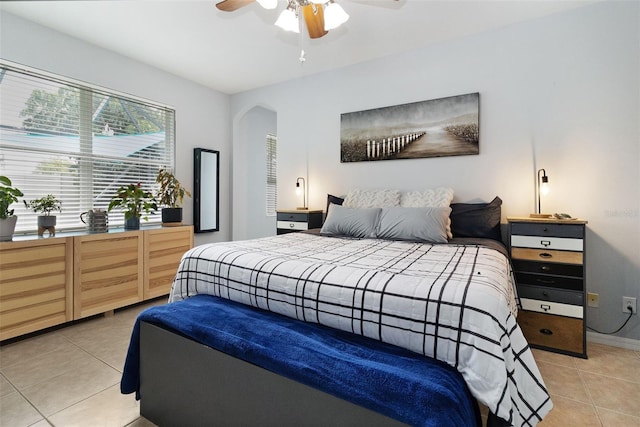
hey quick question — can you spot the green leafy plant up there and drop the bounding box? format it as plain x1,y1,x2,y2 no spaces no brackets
155,168,191,208
23,194,62,216
108,183,158,221
0,176,24,219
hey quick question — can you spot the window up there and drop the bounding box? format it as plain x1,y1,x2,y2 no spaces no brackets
266,133,277,216
0,61,175,233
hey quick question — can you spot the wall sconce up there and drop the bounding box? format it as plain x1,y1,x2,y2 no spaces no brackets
295,177,307,210
531,168,551,218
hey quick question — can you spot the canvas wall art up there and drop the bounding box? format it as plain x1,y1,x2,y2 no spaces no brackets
340,92,479,163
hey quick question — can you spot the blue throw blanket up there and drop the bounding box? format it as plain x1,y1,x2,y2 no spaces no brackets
121,295,480,427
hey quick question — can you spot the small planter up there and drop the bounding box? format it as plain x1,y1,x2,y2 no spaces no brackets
0,216,18,242
161,207,183,225
125,217,141,230
37,215,57,237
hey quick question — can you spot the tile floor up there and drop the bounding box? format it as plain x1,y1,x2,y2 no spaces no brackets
1,299,639,427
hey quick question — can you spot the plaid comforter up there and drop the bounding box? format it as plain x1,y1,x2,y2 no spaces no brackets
169,233,552,426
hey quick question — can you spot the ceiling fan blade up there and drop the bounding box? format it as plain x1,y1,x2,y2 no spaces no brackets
216,0,255,12
302,4,328,39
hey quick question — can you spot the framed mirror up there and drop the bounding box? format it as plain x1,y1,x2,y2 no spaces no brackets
194,148,220,233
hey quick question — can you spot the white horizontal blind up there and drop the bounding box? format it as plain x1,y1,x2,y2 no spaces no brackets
266,133,277,216
0,62,175,233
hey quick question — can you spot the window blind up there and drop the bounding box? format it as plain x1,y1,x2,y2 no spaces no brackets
266,133,277,216
0,62,175,233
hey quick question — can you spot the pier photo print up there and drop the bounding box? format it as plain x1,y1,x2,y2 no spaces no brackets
340,93,479,163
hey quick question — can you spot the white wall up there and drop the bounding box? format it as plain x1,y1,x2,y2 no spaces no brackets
0,11,232,246
233,106,277,241
231,1,640,341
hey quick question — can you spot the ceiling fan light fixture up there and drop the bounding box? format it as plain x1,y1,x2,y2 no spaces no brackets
256,0,278,10
275,5,300,33
324,1,349,31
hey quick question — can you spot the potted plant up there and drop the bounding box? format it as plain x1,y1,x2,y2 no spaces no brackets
156,168,191,225
108,183,158,230
24,194,62,236
0,176,24,241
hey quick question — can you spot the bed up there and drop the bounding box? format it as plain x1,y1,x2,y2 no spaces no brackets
121,190,552,426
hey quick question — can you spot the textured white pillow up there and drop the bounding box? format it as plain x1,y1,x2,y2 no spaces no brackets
320,204,381,238
343,189,401,209
376,206,451,243
400,187,454,208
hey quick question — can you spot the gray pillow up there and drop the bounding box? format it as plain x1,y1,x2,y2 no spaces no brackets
376,206,451,243
320,204,381,238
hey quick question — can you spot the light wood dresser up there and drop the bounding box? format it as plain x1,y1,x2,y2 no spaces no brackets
0,225,193,341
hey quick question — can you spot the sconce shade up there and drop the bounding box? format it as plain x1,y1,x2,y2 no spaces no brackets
256,0,278,9
324,1,350,30
275,7,300,33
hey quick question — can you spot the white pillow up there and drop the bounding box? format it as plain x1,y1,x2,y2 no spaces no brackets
320,204,381,238
376,206,451,243
343,189,401,209
400,187,454,208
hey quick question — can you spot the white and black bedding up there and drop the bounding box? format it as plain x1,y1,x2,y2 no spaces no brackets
168,232,552,426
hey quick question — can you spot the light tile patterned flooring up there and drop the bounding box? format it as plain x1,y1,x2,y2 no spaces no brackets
1,299,639,427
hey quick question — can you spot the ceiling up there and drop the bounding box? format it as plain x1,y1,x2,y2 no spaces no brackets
1,0,595,95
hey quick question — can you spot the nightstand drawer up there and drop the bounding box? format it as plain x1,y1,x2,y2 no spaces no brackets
518,284,583,305
511,222,584,238
521,298,583,318
511,248,583,265
512,260,583,277
277,221,308,231
515,272,582,291
511,235,583,251
517,310,584,355
277,212,309,222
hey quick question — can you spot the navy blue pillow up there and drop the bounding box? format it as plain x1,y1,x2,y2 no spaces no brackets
450,196,502,241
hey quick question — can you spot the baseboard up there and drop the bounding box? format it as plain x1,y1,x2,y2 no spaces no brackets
587,332,640,351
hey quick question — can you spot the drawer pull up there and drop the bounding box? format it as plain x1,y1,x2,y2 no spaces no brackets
540,304,551,312
289,223,295,228
540,265,551,272
540,328,553,335
540,240,551,247
536,278,556,285
542,291,549,298
539,253,553,259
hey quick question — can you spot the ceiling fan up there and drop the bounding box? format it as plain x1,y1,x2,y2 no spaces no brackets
215,0,351,39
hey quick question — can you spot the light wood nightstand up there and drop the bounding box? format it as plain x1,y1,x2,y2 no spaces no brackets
508,216,588,358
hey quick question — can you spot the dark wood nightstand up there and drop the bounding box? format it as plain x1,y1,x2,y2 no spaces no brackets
276,210,323,235
508,216,588,358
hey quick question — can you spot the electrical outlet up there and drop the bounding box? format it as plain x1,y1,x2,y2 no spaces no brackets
587,292,599,307
622,297,637,315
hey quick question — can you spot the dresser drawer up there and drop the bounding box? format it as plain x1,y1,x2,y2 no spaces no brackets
511,235,583,252
517,310,584,355
277,220,308,231
518,284,583,306
512,260,583,277
515,272,583,291
511,248,583,265
511,222,584,238
521,298,583,318
277,212,309,222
